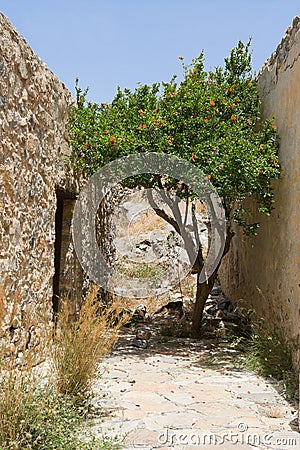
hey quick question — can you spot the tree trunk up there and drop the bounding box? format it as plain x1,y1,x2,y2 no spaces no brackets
191,227,235,337
191,271,218,337
147,189,235,337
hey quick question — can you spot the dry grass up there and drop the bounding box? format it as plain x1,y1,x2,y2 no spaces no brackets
119,273,196,316
0,286,46,448
116,196,208,238
52,284,129,400
116,259,164,279
120,292,168,317
128,209,167,235
125,199,207,236
0,285,122,449
0,369,40,448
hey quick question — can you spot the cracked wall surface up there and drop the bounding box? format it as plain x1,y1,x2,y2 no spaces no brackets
220,16,300,369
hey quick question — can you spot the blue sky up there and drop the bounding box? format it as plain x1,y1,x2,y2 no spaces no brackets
0,1,299,102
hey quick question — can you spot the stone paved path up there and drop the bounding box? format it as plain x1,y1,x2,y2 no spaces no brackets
91,329,299,450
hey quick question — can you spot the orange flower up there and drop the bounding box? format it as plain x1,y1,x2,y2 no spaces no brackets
219,164,225,169
231,115,237,121
138,109,144,117
204,175,211,180
111,145,117,149
259,145,264,150
191,153,197,162
168,139,173,145
258,169,262,175
247,119,251,125
193,69,197,74
105,103,109,108
209,100,215,107
272,125,277,130
212,146,217,151
109,137,115,143
215,109,219,114
205,118,209,123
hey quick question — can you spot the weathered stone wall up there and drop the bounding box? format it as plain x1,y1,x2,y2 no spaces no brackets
0,13,81,359
219,16,300,369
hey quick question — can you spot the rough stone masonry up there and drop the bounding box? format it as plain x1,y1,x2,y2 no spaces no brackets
0,12,119,361
220,16,300,371
1,10,300,374
0,12,80,359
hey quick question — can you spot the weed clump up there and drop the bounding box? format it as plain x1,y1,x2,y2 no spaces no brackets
0,376,118,450
226,310,298,400
244,322,298,399
52,285,128,401
0,285,122,449
160,321,192,338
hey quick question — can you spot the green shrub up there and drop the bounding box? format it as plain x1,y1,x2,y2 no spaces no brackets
160,321,192,338
202,306,298,400
243,322,298,399
116,260,163,279
0,373,119,450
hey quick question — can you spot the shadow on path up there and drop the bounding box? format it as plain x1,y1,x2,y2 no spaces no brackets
90,317,299,449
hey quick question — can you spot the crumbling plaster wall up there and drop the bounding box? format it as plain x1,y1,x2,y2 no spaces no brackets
0,13,80,358
219,16,300,369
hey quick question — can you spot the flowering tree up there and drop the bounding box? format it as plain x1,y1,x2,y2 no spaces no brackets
69,41,280,335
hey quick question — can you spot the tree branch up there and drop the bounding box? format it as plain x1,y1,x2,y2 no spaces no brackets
146,189,181,234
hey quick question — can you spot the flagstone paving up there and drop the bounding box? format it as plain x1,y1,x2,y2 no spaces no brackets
91,330,299,450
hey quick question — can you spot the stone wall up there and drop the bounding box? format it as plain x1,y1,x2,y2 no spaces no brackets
0,13,82,360
219,16,300,369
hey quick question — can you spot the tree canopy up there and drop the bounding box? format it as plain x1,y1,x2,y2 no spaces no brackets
69,40,280,334
70,40,279,234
